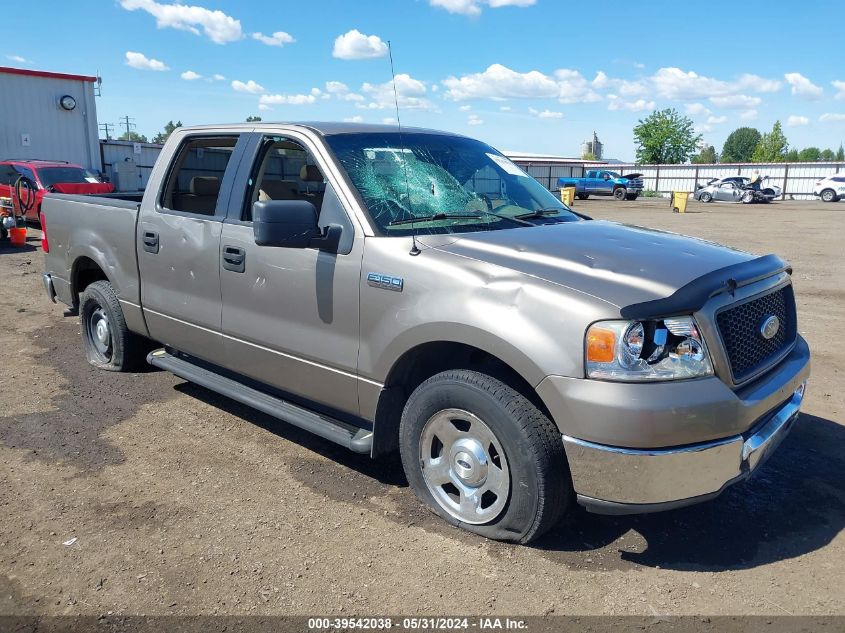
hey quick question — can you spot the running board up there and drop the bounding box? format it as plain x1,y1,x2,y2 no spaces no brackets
147,349,372,454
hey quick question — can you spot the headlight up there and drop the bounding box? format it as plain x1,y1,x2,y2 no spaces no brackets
585,316,713,381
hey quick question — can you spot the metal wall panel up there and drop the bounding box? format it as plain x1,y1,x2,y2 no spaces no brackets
0,71,100,170
100,140,163,190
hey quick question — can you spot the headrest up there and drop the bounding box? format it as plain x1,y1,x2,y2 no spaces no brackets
300,164,323,182
189,176,220,196
258,180,298,200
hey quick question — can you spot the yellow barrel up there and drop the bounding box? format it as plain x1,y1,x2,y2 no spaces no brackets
672,191,690,213
560,187,576,206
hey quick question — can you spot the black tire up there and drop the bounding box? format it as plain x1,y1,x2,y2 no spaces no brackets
79,280,146,371
399,370,571,544
700,191,713,203
626,193,639,201
821,189,838,203
613,187,627,200
576,193,589,200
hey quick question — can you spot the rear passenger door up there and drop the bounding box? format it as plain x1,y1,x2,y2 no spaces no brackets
217,132,363,416
138,132,249,366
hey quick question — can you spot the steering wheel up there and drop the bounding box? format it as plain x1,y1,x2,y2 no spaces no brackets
14,176,36,216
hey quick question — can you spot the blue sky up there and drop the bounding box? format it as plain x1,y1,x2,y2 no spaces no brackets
4,0,845,160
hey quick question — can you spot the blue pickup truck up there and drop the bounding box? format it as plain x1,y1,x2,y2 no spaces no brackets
559,169,644,201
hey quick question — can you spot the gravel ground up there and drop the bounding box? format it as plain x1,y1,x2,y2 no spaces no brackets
0,198,842,618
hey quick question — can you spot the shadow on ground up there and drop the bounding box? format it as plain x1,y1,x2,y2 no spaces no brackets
174,378,844,573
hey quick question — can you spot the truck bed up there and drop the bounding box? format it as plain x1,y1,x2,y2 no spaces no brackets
41,193,142,310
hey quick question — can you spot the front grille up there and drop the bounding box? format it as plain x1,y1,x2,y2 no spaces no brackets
716,285,796,382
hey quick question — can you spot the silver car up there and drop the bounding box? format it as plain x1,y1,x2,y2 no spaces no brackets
695,176,781,203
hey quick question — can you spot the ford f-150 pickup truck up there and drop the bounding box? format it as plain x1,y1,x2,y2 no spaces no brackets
559,169,644,200
41,123,810,543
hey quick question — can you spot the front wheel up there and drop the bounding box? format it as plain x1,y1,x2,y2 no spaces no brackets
699,192,713,203
613,187,627,200
79,280,147,371
626,193,639,201
821,189,838,203
741,191,755,204
399,370,571,543
576,193,589,200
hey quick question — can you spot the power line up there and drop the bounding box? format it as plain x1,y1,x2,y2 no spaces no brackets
120,115,136,138
99,122,114,140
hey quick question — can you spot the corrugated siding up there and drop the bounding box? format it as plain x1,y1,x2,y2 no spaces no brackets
0,71,100,170
100,140,163,190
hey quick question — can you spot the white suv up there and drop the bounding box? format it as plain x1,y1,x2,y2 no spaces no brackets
814,175,845,202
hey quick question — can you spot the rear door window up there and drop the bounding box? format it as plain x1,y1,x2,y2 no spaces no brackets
160,136,239,216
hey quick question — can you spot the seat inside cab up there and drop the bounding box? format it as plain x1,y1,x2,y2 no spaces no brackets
246,138,325,221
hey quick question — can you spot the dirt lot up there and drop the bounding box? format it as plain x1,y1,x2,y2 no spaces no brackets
0,198,843,618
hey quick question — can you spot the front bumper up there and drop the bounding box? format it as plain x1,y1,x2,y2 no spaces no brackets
538,337,810,513
42,273,57,303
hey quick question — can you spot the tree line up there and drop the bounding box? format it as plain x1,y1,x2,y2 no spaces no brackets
633,108,844,165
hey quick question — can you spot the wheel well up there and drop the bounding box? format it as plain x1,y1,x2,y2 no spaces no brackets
371,342,551,457
72,257,108,307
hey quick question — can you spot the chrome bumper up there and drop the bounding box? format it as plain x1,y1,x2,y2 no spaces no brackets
42,273,57,303
564,382,806,514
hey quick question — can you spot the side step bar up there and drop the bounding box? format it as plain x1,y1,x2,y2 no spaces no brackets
147,349,373,454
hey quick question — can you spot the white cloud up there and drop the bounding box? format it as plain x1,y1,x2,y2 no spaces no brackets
119,0,242,44
528,107,563,119
467,114,484,125
685,103,711,116
709,94,761,108
706,115,727,124
649,67,781,100
325,80,364,101
833,80,845,100
442,64,559,101
343,115,364,123
607,96,655,112
252,31,295,47
500,105,512,111
739,109,758,121
429,0,535,16
820,112,845,122
6,54,27,63
212,73,225,81
382,117,398,125
125,51,169,71
332,29,388,60
591,71,647,97
459,104,472,111
555,69,601,103
257,103,271,111
784,72,823,99
786,115,809,127
259,93,317,106
695,124,712,134
231,79,265,94
360,74,435,111
180,70,202,80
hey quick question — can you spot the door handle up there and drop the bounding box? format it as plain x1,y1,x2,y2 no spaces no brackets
142,230,159,254
222,245,246,273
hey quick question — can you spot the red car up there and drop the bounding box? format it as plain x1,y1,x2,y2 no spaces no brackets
0,159,114,223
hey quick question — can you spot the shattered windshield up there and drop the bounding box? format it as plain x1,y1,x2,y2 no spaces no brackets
324,132,580,235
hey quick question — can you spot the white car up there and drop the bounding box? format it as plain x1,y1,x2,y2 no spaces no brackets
814,176,845,202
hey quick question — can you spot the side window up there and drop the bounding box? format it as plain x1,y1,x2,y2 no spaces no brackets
160,136,238,215
13,166,37,184
0,165,15,185
243,137,327,222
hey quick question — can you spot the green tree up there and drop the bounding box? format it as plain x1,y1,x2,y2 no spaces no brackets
633,108,701,164
152,120,182,145
691,144,718,164
118,131,148,143
751,121,789,162
581,150,597,161
820,148,836,161
246,115,263,122
785,149,800,162
837,144,845,161
797,147,821,162
720,127,761,163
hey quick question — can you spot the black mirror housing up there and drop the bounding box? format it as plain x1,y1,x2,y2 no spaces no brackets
253,200,318,248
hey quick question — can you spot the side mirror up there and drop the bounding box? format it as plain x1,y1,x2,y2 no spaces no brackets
252,200,341,252
603,174,611,181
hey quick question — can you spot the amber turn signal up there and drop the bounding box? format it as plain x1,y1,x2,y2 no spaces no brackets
586,326,616,363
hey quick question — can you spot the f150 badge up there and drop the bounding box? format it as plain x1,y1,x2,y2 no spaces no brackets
367,272,404,292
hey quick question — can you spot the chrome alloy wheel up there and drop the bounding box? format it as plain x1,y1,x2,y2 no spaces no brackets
419,408,510,524
88,307,113,362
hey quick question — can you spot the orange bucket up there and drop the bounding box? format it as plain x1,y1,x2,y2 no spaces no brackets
9,227,27,247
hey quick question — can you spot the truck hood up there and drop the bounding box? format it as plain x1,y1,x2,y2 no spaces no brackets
622,172,643,179
49,182,113,195
422,220,754,310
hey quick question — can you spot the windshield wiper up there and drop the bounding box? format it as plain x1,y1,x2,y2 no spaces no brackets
388,211,531,227
514,208,564,220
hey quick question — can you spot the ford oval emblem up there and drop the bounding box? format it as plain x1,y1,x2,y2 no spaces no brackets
759,315,780,340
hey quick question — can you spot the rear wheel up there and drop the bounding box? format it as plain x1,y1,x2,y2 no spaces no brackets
821,189,838,203
700,192,713,203
626,193,639,201
613,187,627,200
576,193,589,200
399,370,571,543
79,280,146,371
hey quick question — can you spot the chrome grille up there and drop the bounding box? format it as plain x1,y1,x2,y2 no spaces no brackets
716,285,796,382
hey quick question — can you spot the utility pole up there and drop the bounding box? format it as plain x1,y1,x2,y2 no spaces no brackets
99,122,114,140
120,115,136,139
